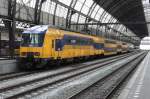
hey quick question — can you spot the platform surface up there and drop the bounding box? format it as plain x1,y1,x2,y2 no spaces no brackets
0,59,17,74
118,52,150,99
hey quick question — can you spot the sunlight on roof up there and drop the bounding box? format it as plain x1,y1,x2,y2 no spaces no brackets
140,37,150,50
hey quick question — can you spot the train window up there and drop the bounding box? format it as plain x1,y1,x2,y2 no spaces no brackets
71,40,76,44
55,39,63,51
65,39,71,44
21,33,45,47
63,35,93,46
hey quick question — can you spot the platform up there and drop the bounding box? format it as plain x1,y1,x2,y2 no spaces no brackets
118,51,150,99
0,59,18,74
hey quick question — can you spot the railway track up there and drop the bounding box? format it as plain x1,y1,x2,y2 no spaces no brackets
0,52,137,81
0,52,143,99
29,52,145,99
0,52,135,81
70,53,146,99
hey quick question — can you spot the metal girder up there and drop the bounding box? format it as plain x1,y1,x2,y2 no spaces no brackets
84,2,96,23
34,0,46,24
2,0,16,58
84,2,96,33
66,0,78,28
51,0,96,21
76,0,86,30
53,1,57,25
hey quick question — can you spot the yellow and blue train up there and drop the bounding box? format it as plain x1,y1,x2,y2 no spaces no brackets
18,25,130,69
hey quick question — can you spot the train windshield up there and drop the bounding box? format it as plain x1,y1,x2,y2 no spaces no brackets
21,33,45,47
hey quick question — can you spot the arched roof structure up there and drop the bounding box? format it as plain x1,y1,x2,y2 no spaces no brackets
0,0,149,45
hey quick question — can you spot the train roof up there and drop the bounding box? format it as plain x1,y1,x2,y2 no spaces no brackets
23,25,48,34
22,25,104,42
48,27,104,42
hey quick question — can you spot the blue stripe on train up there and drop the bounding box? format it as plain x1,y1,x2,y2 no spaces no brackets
55,35,104,51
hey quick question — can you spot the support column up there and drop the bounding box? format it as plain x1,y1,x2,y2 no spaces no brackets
34,0,46,24
5,0,16,58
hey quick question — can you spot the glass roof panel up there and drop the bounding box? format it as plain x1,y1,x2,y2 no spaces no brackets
96,8,105,20
56,4,68,18
84,0,93,7
81,5,89,14
74,0,85,11
91,5,100,18
104,14,111,23
16,0,134,38
81,0,93,14
49,2,56,15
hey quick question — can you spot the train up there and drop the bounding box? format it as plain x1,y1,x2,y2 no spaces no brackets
18,25,131,69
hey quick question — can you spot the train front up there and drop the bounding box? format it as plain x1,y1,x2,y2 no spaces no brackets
18,25,48,69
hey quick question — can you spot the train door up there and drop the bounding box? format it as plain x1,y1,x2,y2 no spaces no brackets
55,39,63,59
51,39,55,58
51,39,63,59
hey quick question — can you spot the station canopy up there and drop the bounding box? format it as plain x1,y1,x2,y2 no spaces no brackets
93,0,149,38
16,0,149,39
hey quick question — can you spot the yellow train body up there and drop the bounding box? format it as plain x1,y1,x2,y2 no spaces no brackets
20,26,104,60
104,39,118,55
18,25,130,69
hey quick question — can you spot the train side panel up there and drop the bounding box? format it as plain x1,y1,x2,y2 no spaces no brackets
45,28,104,59
104,40,117,55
